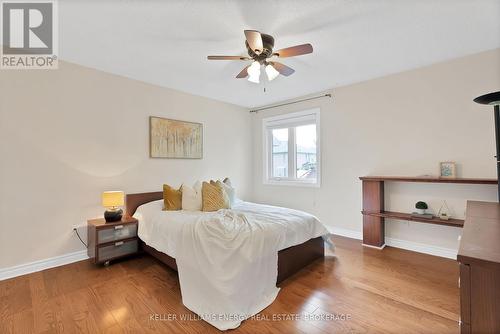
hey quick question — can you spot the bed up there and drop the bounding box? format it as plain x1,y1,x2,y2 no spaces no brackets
125,191,326,284
125,191,330,330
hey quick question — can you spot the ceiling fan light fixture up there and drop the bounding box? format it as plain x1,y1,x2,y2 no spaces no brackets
208,30,312,83
265,64,279,81
247,61,261,83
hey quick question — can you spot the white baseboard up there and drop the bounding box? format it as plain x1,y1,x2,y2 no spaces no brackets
362,243,386,250
0,250,89,281
328,226,362,240
328,226,457,259
385,237,457,260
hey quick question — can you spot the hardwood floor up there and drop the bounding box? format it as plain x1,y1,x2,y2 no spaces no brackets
0,236,459,333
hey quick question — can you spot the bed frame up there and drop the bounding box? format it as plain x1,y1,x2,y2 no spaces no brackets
125,192,324,285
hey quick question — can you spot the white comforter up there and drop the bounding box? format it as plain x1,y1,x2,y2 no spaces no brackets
135,200,330,330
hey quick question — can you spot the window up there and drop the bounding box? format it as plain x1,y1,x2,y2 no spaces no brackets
263,109,320,186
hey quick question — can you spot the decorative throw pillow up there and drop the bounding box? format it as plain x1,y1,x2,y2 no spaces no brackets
217,180,235,206
202,181,230,212
163,184,182,211
181,181,202,211
223,177,232,186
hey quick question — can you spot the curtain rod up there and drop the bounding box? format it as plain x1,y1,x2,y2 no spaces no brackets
249,93,332,113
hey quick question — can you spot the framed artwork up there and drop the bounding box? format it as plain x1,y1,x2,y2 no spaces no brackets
150,116,203,159
440,161,456,178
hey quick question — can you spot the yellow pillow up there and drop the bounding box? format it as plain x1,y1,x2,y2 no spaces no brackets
163,184,182,211
202,181,230,212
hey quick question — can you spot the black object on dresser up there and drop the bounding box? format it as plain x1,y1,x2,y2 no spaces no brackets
457,201,500,334
87,217,139,264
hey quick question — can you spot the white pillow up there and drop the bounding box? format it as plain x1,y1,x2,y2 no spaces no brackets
220,178,236,206
181,181,202,211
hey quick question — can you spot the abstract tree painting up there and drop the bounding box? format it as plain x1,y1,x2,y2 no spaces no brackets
150,116,203,159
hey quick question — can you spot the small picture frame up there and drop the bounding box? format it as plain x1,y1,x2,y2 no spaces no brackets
440,161,456,178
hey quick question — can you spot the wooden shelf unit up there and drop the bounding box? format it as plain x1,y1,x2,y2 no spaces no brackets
359,176,497,184
359,176,497,248
362,211,464,228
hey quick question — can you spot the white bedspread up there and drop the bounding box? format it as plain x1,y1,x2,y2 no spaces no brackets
135,200,330,330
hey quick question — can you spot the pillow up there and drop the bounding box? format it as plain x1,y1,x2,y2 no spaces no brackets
217,180,235,206
181,181,202,211
163,184,182,211
202,181,230,212
223,177,232,187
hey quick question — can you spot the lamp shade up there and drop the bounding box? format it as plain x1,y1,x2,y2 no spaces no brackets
265,64,279,81
247,61,261,83
102,191,124,208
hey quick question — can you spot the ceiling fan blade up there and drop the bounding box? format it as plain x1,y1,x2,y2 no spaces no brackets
270,62,295,76
207,56,250,60
273,44,313,58
244,30,263,55
236,65,250,78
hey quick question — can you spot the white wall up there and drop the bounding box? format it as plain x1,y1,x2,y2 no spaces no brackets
0,61,252,269
1,49,499,271
251,49,500,255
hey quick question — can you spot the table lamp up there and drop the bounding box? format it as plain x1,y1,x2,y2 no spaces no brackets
474,91,500,201
102,191,124,222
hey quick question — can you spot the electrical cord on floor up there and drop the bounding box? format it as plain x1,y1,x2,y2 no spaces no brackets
73,227,88,248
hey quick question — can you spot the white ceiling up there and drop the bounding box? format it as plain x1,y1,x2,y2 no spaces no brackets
59,0,500,108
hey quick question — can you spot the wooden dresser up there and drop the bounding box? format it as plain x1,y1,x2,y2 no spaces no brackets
457,201,500,334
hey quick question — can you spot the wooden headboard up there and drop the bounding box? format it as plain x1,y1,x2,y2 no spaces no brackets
125,191,163,216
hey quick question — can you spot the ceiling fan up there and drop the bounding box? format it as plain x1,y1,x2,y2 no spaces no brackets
207,30,313,83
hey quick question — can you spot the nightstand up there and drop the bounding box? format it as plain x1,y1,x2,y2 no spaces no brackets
87,217,139,265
